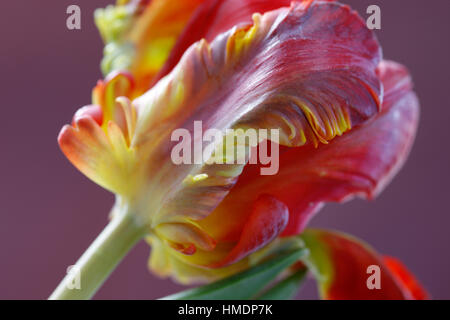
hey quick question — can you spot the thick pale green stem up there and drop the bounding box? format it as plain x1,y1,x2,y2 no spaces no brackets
49,208,147,300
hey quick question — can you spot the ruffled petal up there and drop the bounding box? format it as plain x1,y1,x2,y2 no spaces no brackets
156,0,340,82
58,114,136,195
92,71,135,129
58,72,137,196
300,229,427,300
156,0,294,82
202,60,419,242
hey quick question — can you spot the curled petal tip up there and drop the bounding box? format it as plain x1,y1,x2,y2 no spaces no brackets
384,256,429,300
72,105,104,126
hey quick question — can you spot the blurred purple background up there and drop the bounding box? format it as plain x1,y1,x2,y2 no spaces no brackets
1,0,449,299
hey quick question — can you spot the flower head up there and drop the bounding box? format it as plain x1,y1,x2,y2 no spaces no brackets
58,0,424,297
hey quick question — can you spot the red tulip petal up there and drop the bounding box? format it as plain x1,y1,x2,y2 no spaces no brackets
156,0,340,82
384,256,429,300
301,229,427,300
210,194,289,267
204,60,419,242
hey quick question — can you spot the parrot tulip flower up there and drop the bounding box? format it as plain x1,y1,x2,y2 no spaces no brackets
52,0,427,300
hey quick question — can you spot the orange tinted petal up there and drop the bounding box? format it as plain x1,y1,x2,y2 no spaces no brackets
58,116,134,195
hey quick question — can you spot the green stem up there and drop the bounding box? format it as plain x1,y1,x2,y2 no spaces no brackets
49,208,147,300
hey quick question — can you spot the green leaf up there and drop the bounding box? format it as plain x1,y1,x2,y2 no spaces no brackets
161,248,307,300
257,268,307,300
